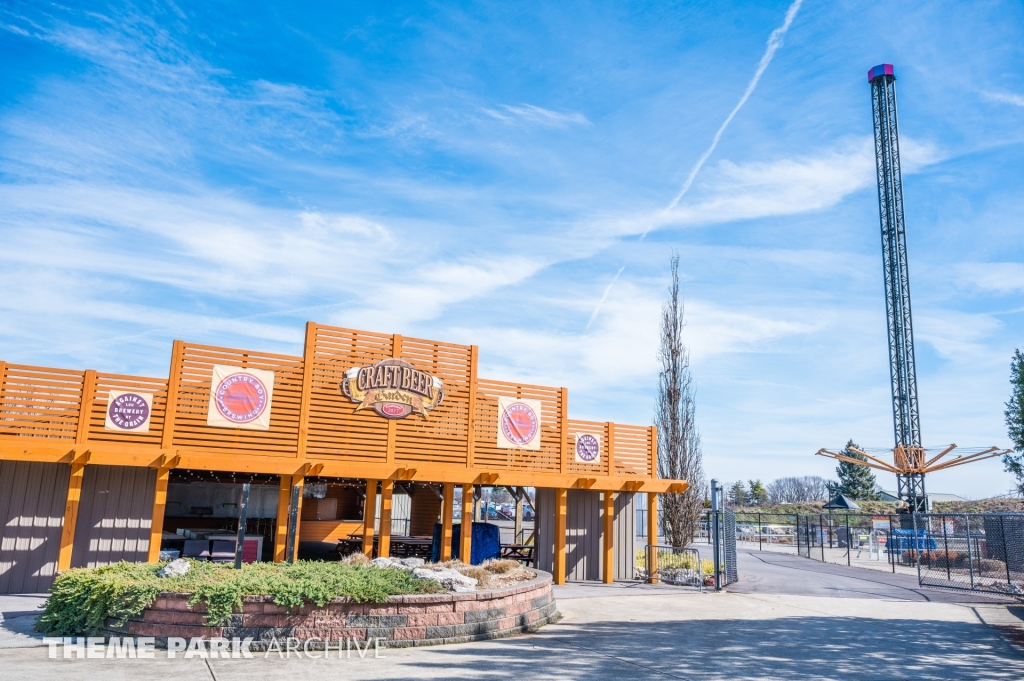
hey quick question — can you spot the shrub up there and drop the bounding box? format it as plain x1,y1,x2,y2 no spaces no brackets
37,559,443,636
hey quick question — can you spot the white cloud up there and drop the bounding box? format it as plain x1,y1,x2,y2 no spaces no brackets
956,262,1024,294
483,104,590,128
983,91,1024,107
588,137,944,239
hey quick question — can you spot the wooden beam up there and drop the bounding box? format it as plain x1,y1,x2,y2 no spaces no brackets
816,448,900,473
466,345,478,468
553,488,567,585
161,341,184,450
460,483,473,564
923,443,959,469
273,474,291,563
0,436,691,492
647,492,659,584
559,388,568,474
57,452,90,571
846,446,905,472
378,479,393,558
362,479,377,557
146,465,171,563
441,482,454,560
76,370,96,444
296,322,317,460
603,491,614,584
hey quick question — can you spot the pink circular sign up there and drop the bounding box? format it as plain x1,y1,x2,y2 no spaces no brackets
214,372,268,424
501,402,539,446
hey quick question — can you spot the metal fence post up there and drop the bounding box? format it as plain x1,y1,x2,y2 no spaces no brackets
286,484,301,564
820,514,825,563
1001,515,1012,589
889,515,895,573
758,512,762,552
912,511,921,584
846,514,851,567
942,514,951,581
234,482,251,569
711,480,721,591
966,514,975,589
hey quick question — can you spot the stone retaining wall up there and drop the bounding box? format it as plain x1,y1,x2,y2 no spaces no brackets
106,570,557,648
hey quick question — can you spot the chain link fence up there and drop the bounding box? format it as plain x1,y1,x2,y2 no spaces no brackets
725,510,1024,597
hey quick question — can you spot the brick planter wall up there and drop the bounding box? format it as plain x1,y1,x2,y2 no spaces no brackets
106,570,557,648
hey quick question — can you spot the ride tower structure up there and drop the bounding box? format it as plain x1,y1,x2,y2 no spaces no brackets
814,70,1010,495
868,63,926,512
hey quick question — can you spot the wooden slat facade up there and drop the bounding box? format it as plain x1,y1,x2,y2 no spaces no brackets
0,322,682,493
0,321,684,586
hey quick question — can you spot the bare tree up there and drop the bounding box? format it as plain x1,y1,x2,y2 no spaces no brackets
656,254,707,547
766,476,831,504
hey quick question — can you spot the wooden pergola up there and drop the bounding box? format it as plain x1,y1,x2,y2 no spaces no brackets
0,322,687,585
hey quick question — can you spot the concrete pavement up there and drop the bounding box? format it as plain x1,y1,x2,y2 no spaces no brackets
1,550,1022,679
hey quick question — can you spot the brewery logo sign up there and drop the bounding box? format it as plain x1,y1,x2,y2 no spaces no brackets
496,397,542,450
574,432,601,464
104,390,153,432
341,358,443,420
207,365,275,430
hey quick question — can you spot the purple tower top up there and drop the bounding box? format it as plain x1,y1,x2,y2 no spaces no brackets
868,64,895,82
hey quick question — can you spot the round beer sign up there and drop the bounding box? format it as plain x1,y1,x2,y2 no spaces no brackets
576,433,600,462
107,392,150,430
500,401,539,447
214,372,269,424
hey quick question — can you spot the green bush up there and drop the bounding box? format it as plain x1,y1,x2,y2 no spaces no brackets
37,559,444,636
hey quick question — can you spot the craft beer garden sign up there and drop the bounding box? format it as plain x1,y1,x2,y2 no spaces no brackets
342,358,444,419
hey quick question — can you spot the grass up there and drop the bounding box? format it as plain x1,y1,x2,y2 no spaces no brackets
36,559,445,636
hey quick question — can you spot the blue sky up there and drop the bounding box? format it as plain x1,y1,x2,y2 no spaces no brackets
2,1,1023,498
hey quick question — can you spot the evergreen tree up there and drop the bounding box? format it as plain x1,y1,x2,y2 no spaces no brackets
748,479,768,505
1003,349,1024,496
728,480,747,506
836,439,880,500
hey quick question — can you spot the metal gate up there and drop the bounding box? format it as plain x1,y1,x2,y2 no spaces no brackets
709,508,738,587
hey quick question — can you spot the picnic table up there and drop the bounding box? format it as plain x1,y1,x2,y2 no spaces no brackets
500,544,535,566
337,535,434,560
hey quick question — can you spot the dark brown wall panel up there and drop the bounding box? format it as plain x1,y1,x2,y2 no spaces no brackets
0,461,70,593
71,465,156,568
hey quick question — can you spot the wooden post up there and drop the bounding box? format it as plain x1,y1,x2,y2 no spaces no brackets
161,341,184,450
296,322,317,460
291,475,305,562
58,370,96,571
146,465,171,563
76,370,96,444
466,346,478,467
647,492,659,584
649,425,658,477
606,422,616,477
57,454,88,571
603,491,615,584
460,483,473,564
554,488,567,585
363,479,377,557
441,483,455,560
558,388,569,473
379,479,394,558
273,475,291,563
386,335,403,465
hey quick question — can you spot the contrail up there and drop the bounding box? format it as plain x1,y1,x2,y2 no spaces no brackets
640,0,804,239
587,0,803,331
585,265,625,331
